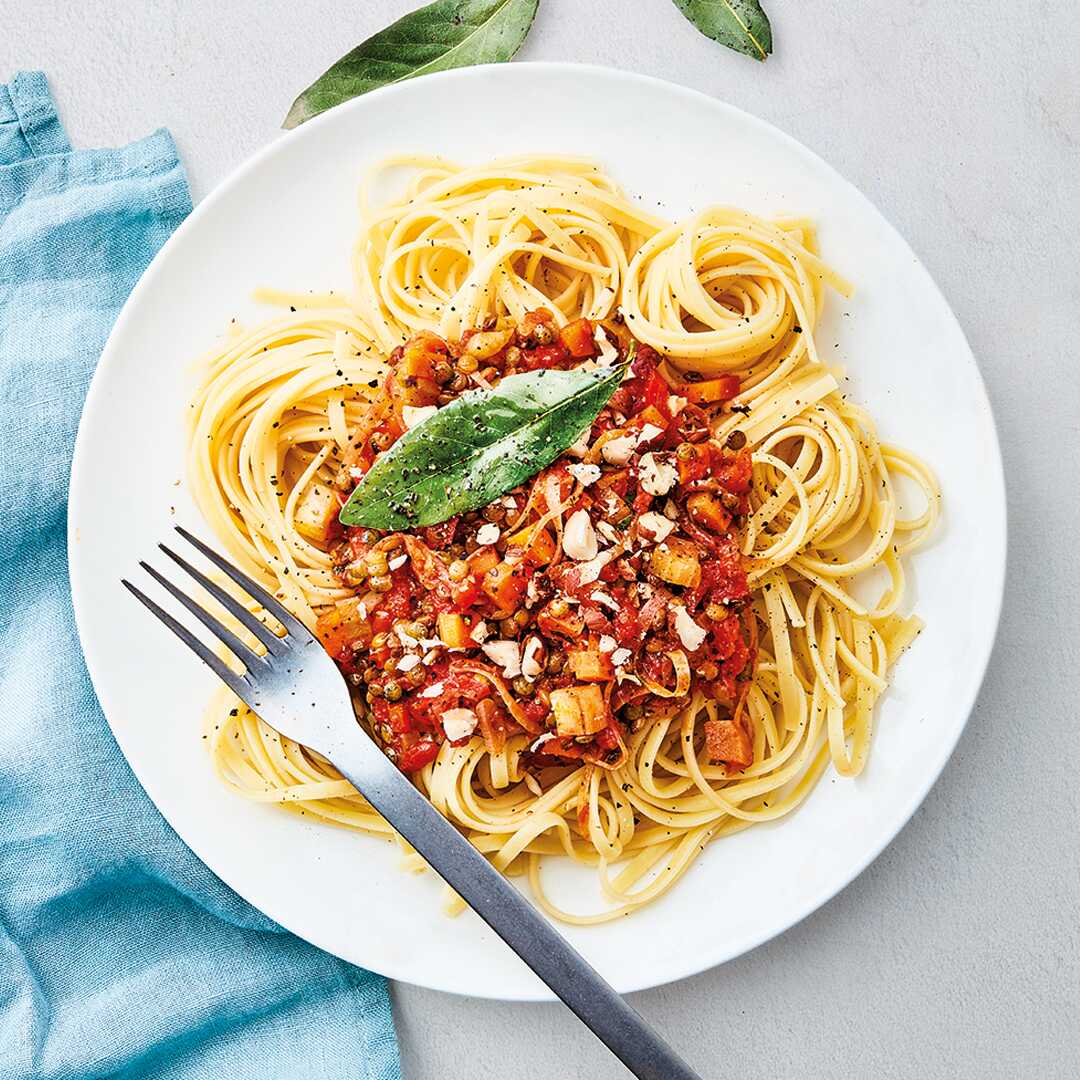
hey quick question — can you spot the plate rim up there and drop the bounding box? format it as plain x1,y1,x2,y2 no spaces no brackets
68,61,1008,1000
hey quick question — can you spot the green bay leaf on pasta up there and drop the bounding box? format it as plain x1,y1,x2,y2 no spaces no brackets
339,363,625,530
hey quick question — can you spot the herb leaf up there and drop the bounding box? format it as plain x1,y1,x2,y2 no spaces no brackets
672,0,772,61
339,365,625,530
283,0,540,129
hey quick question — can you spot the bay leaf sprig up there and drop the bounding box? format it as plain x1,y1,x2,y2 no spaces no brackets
672,0,773,61
339,363,625,530
283,0,540,129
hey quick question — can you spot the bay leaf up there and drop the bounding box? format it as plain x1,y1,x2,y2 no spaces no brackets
284,0,539,128
339,364,625,530
672,0,773,62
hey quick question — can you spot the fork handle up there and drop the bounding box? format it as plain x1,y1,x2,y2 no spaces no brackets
332,736,701,1080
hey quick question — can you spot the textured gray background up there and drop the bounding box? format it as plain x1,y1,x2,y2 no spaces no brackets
4,1,1078,1077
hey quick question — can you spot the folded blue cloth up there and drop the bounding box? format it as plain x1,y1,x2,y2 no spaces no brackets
0,72,401,1080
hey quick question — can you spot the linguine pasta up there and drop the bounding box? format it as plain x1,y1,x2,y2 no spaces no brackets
187,155,939,923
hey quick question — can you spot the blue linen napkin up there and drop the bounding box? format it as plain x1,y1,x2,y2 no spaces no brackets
0,72,401,1080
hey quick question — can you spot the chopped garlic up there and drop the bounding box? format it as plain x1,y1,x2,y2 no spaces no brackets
481,639,522,677
596,520,620,545
563,509,598,561
639,452,677,496
396,654,421,672
611,647,633,667
590,590,619,612
636,423,664,446
577,549,616,586
476,522,500,546
402,404,437,429
598,634,617,653
420,681,445,698
387,552,408,571
469,620,490,644
594,325,619,365
673,606,708,652
601,434,636,465
638,511,675,543
567,462,602,487
396,626,420,648
442,708,478,741
521,635,544,680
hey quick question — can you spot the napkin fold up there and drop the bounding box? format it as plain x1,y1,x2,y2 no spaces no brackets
0,71,400,1080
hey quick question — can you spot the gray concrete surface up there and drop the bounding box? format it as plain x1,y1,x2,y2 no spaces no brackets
3,1,1077,1077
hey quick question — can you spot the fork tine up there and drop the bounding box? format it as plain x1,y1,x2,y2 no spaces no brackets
173,526,312,641
139,560,265,671
157,543,285,655
121,578,248,695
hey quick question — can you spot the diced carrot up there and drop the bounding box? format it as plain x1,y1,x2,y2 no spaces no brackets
506,521,556,565
567,650,614,681
394,331,444,405
399,331,440,380
315,596,371,658
597,318,631,351
687,492,732,534
559,318,596,358
482,561,527,610
551,684,608,736
704,718,753,769
650,537,702,588
436,612,473,649
467,546,500,578
679,374,741,404
632,405,668,431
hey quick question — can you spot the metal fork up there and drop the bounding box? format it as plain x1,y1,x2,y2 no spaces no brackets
123,526,702,1080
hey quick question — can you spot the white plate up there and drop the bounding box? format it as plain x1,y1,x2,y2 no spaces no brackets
69,63,1005,1001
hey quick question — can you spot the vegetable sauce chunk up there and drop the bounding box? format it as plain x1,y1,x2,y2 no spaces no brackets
313,310,757,777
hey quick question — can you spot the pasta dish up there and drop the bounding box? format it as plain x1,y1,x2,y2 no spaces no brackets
187,155,939,923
